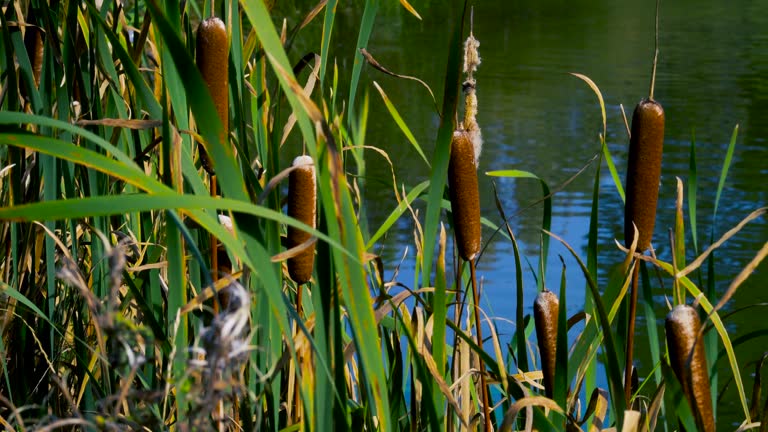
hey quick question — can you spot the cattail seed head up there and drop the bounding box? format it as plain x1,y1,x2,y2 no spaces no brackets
287,156,316,285
665,305,715,432
196,17,229,175
25,27,44,88
624,98,664,251
448,130,481,261
534,289,559,399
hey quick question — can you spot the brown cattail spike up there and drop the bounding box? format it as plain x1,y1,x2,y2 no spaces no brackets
195,17,229,175
448,131,481,261
665,305,715,432
534,289,559,399
624,98,664,252
287,156,316,285
25,27,44,88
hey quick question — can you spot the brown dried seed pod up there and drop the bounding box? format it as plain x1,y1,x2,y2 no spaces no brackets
448,130,481,261
195,17,229,175
665,305,715,432
534,289,559,399
287,156,316,284
624,98,664,252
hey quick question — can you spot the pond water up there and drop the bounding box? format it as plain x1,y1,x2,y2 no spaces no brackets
278,0,767,427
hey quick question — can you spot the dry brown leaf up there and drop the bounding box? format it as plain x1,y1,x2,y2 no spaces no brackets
499,396,564,432
75,118,161,129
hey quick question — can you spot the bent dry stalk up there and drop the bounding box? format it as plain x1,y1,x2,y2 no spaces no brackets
195,17,229,175
665,305,715,432
533,289,559,399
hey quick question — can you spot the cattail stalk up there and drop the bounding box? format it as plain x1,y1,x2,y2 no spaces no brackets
624,0,665,405
287,155,316,424
665,305,715,432
195,17,229,175
197,17,229,317
449,27,490,432
533,289,559,399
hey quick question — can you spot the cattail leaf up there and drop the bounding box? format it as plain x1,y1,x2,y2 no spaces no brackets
688,133,699,254
570,73,606,137
372,81,430,167
713,124,739,221
491,183,527,372
487,169,552,289
366,180,429,249
431,223,449,420
674,177,686,303
640,262,663,393
85,1,161,119
319,0,338,86
0,193,353,262
499,396,564,432
555,262,569,410
398,0,422,20
347,0,379,114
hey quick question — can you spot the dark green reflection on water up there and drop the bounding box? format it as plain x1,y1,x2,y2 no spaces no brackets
276,1,767,427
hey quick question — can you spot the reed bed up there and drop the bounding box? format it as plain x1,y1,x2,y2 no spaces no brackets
0,1,766,431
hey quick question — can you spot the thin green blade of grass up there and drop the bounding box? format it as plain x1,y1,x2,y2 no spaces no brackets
554,261,569,411
688,132,699,255
347,0,379,114
713,125,738,220
640,262,663,390
486,169,551,290
432,224,448,428
372,81,430,167
585,142,602,397
319,0,338,87
366,180,429,249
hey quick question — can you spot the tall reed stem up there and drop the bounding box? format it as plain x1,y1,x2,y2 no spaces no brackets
625,263,640,405
470,260,491,432
293,284,303,424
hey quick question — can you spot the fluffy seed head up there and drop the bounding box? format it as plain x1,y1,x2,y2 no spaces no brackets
534,289,559,398
287,156,316,284
665,305,715,432
196,17,229,175
624,98,664,251
448,131,481,261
